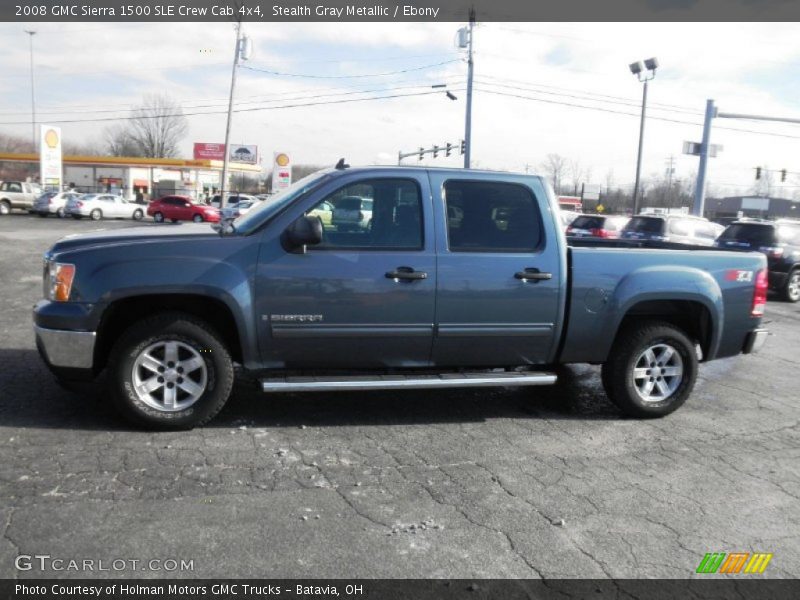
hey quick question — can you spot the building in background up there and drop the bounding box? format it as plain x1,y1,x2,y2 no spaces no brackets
705,196,800,222
0,153,261,200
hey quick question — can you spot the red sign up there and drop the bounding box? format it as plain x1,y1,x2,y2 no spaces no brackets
193,143,225,160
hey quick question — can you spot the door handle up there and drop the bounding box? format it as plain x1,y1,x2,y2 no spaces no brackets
386,266,428,281
514,268,552,282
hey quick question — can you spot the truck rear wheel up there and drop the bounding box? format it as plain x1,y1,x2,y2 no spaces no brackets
601,321,697,418
108,312,234,430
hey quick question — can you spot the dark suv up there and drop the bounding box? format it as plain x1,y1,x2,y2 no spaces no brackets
716,219,800,302
621,214,723,246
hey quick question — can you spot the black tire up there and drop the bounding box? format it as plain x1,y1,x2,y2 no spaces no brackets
108,312,234,430
192,214,204,223
0,200,10,215
153,212,164,223
601,321,698,418
90,209,102,221
56,207,65,218
132,209,144,221
781,268,800,303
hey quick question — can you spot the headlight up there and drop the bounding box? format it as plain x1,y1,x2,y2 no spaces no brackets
47,261,76,302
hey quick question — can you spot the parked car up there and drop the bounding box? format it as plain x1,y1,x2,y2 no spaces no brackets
34,166,768,429
558,209,580,232
221,199,257,220
566,215,630,239
331,196,373,231
716,219,800,302
0,181,42,215
621,214,721,246
65,194,145,221
210,194,258,209
32,191,82,218
147,195,220,223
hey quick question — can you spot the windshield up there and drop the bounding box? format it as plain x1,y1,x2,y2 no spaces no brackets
233,170,333,234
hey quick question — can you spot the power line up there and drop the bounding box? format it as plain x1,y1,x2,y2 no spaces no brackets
240,59,460,79
0,88,464,126
475,87,800,140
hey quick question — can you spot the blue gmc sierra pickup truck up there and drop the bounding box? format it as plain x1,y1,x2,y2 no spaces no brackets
34,166,769,429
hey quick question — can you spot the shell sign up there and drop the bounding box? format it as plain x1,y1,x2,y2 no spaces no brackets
44,129,60,149
272,152,292,192
39,125,63,190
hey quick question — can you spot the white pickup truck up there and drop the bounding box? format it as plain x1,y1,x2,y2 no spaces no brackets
0,181,42,215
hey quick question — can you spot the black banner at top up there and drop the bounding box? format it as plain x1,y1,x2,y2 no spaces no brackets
4,0,800,22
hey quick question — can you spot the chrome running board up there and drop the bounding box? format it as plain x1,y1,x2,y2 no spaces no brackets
261,372,557,393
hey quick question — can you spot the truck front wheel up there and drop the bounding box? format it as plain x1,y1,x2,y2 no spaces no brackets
108,312,234,430
601,322,698,418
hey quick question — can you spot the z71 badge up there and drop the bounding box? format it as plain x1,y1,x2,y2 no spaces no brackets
725,270,754,283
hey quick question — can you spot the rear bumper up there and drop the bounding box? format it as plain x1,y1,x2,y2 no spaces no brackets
34,325,96,369
743,328,769,354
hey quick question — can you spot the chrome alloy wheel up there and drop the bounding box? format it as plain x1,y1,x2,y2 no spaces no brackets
788,271,800,302
632,343,683,403
131,341,208,412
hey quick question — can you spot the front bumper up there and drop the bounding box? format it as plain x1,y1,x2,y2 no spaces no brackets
34,325,96,369
743,328,769,354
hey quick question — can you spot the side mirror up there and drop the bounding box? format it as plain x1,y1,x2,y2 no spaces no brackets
282,215,323,252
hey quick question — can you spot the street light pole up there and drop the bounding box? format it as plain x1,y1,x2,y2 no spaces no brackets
220,22,243,211
632,79,648,214
24,30,36,152
629,57,658,215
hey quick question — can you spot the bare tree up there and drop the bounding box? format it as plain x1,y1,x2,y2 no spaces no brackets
0,132,33,153
103,124,143,157
567,159,591,196
63,139,104,155
125,94,188,158
752,169,774,197
540,153,568,194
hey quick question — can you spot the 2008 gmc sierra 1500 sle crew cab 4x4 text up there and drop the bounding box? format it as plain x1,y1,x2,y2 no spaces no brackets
33,166,769,429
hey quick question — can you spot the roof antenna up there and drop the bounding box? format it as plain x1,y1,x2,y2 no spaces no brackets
335,158,349,170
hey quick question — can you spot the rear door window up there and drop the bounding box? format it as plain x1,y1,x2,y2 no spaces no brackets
444,180,542,252
668,218,694,236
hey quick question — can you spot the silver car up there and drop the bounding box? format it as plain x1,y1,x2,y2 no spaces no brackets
65,193,146,221
32,191,82,218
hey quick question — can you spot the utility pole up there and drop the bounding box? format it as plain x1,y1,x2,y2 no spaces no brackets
462,8,475,169
692,99,716,217
220,22,243,210
24,30,36,152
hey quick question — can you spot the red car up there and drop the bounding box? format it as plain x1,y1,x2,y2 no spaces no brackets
146,195,220,223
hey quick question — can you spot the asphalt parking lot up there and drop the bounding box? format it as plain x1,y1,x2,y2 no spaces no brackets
0,214,798,580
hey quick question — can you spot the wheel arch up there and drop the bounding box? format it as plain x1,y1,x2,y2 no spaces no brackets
94,293,245,372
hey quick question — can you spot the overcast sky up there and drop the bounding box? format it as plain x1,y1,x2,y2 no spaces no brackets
2,21,800,197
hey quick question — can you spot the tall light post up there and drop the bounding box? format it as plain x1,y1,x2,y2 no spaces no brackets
629,57,658,215
220,24,251,210
24,30,36,152
457,8,475,169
